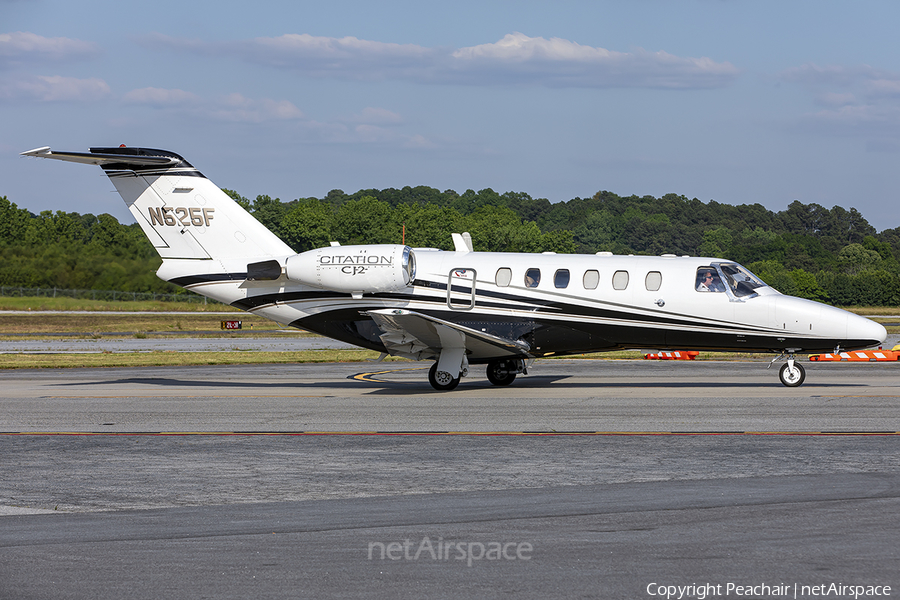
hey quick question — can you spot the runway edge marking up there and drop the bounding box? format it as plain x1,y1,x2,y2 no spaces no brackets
2,431,899,437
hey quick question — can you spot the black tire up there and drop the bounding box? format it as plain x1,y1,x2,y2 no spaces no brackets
428,362,460,391
779,362,806,387
486,360,516,386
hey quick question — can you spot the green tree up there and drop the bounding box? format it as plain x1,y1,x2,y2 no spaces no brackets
697,227,733,258
281,199,334,252
333,196,397,245
838,243,882,275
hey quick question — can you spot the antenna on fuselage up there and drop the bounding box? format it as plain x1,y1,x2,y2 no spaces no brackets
451,232,474,253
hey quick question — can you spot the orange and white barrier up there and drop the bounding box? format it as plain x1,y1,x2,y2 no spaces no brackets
809,349,899,362
644,351,699,360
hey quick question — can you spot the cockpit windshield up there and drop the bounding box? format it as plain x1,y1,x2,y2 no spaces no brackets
695,263,767,298
717,263,767,297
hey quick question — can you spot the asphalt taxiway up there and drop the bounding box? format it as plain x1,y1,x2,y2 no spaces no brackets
1,360,898,599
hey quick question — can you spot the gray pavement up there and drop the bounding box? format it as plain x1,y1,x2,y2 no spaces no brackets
1,360,898,599
2,332,897,353
0,334,357,353
1,360,899,433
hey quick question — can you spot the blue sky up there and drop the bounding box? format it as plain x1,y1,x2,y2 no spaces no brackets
4,0,900,231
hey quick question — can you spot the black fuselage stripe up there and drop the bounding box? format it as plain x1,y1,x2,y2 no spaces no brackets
174,274,774,335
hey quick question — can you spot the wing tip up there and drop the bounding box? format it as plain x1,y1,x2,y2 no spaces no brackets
20,146,52,157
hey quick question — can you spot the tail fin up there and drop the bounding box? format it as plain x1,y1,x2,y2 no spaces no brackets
21,146,293,261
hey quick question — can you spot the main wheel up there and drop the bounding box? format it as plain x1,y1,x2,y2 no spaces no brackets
428,362,460,391
486,360,517,386
779,362,806,387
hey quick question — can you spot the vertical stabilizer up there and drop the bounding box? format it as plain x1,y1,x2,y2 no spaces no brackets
21,146,293,261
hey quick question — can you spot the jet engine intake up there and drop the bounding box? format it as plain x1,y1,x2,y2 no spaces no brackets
284,244,416,294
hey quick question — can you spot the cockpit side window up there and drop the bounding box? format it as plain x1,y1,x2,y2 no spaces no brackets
695,267,725,293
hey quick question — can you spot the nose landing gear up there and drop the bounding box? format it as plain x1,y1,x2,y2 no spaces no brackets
770,351,806,387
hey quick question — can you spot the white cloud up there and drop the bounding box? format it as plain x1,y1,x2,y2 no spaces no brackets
121,87,305,123
0,74,110,102
449,33,739,89
206,93,305,123
347,107,403,125
864,78,900,99
247,33,432,68
782,62,900,136
145,31,738,90
0,31,100,68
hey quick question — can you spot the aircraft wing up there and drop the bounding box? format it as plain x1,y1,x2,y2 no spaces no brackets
367,308,531,361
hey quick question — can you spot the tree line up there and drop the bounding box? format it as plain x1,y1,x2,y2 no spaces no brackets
3,187,900,306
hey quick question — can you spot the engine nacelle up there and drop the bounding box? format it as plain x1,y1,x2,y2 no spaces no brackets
284,244,416,294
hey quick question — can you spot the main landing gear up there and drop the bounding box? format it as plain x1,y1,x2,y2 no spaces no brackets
771,351,806,387
485,359,525,386
428,358,528,391
428,362,460,391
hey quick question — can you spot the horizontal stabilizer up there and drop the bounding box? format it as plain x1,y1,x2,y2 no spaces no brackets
368,308,530,361
21,146,181,168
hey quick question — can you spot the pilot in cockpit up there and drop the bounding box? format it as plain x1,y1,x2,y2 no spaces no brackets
696,269,724,292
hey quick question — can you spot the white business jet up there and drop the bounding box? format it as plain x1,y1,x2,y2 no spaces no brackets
21,146,887,390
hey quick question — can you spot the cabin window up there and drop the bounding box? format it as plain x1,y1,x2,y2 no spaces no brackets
695,267,725,293
554,269,570,289
524,268,541,288
612,270,629,290
645,271,662,292
495,267,512,287
583,270,600,290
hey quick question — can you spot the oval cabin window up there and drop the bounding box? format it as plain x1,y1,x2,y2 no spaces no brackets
583,270,600,290
524,268,541,288
554,269,570,289
645,271,662,291
612,270,629,290
495,267,512,287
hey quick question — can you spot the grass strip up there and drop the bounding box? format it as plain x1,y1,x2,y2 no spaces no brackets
0,296,240,313
0,313,284,335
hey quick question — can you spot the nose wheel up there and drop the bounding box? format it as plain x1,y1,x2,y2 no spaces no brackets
778,360,806,387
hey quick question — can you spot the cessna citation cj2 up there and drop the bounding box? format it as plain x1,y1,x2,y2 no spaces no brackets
22,146,887,390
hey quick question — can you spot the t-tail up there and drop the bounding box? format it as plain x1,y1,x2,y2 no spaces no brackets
22,145,416,303
21,146,292,262
21,146,295,301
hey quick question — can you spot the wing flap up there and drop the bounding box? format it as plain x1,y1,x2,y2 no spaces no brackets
368,309,530,361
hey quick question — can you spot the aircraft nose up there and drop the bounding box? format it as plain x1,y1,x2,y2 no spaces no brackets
849,313,887,347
